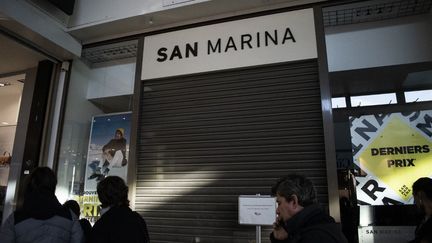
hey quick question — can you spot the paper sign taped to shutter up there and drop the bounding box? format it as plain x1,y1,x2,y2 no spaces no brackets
238,195,276,225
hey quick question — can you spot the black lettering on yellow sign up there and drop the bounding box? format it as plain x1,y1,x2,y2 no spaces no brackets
361,180,384,200
398,185,411,197
359,178,403,205
77,195,100,204
417,114,432,137
371,145,430,156
387,159,415,167
82,203,101,217
351,112,432,157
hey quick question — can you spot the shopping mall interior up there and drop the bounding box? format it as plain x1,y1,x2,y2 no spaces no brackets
1,0,432,242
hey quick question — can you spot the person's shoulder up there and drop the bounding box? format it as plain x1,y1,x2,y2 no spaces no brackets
91,216,108,232
13,210,26,224
300,205,336,226
131,211,146,222
131,210,143,217
88,219,109,243
1,212,15,227
95,206,127,223
58,207,74,220
424,217,432,227
421,218,432,239
80,218,92,228
301,223,347,243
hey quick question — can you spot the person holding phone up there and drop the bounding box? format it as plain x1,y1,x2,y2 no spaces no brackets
270,174,347,243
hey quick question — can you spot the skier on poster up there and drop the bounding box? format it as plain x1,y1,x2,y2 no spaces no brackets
88,128,127,181
102,128,128,169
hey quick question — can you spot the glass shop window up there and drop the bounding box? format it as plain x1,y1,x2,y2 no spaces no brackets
55,40,137,223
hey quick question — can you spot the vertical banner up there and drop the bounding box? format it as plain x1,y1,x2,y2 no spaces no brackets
351,110,432,205
80,112,131,222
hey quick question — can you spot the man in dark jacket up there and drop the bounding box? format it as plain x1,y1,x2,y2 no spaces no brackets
88,176,149,243
270,174,348,243
410,177,432,243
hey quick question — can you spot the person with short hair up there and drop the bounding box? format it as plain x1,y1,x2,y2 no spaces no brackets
63,200,92,242
270,174,347,243
0,167,84,243
410,177,432,243
88,176,149,243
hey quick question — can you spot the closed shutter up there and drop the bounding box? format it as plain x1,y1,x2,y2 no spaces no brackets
136,59,328,242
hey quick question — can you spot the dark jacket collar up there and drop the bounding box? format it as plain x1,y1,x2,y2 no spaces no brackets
283,204,335,235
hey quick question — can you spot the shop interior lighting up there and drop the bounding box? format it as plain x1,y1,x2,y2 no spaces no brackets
331,97,347,108
405,89,432,102
350,93,397,107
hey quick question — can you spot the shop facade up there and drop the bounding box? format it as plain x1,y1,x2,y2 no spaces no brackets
2,0,432,242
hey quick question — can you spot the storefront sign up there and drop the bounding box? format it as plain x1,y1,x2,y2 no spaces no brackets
238,195,276,225
142,8,317,80
351,110,432,205
358,226,415,243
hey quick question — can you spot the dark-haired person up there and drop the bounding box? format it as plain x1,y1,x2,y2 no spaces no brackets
0,167,84,243
270,174,347,243
410,177,432,243
88,176,149,243
64,200,92,242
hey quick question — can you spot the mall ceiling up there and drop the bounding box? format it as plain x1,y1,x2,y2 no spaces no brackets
0,0,327,76
0,33,47,76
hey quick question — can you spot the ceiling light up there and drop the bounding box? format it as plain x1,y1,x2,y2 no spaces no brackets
0,82,11,87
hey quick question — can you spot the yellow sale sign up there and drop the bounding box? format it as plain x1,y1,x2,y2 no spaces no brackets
351,111,432,205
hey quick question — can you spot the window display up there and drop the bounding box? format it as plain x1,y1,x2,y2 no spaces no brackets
55,40,137,223
351,110,432,205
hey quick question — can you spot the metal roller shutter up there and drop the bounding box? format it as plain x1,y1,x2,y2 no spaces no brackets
136,59,328,243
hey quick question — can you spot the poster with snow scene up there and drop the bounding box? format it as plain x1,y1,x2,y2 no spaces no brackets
84,112,131,192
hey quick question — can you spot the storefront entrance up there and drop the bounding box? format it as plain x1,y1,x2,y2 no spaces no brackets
0,32,53,221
